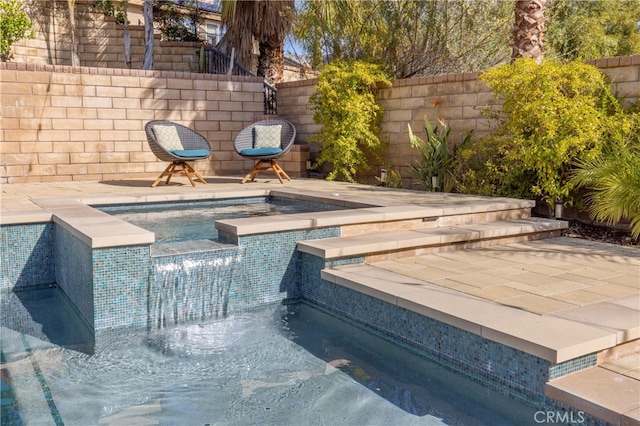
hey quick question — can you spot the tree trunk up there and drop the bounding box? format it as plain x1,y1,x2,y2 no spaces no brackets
268,42,284,84
512,0,546,63
143,0,154,70
258,35,285,85
123,0,131,69
67,0,79,66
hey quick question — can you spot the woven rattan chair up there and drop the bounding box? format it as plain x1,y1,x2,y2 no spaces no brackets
145,120,212,187
233,119,296,184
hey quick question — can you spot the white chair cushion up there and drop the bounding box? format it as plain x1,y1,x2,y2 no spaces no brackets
153,125,184,151
253,125,282,149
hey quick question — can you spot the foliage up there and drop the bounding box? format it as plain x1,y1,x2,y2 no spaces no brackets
546,0,640,61
450,132,539,200
408,106,472,192
310,60,391,182
294,0,512,78
0,0,34,61
94,0,127,25
571,116,640,239
153,0,202,42
95,0,115,17
476,58,624,208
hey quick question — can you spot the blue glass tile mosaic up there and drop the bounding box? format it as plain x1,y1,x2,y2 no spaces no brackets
0,223,55,291
93,245,150,331
233,227,340,311
549,353,597,379
54,225,94,329
306,276,553,402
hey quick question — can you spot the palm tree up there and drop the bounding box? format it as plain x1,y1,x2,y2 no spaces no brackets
512,0,547,62
572,140,640,239
219,0,295,84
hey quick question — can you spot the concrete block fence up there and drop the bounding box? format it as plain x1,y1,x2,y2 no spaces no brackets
0,63,296,183
277,55,640,187
1,56,638,185
11,0,203,73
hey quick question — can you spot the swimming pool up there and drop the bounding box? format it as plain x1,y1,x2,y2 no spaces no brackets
97,197,349,242
0,190,601,425
1,287,540,425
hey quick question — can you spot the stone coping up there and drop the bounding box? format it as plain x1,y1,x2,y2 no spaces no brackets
0,188,536,249
546,366,640,425
321,264,617,363
297,218,567,259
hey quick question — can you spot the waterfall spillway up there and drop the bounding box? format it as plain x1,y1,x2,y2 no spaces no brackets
149,242,242,329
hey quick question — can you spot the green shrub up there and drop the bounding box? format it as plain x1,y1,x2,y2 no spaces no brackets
310,60,391,182
0,0,34,61
476,58,623,209
450,134,535,199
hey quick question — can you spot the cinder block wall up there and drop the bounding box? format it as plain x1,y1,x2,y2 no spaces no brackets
11,0,203,73
1,56,637,184
277,55,640,187
0,63,287,183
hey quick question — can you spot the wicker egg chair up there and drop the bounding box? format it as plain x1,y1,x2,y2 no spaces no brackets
144,120,212,187
233,119,296,184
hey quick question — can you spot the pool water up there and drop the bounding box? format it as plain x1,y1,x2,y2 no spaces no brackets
1,288,540,425
97,197,348,242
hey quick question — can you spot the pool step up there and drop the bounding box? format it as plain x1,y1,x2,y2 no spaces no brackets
319,263,616,364
297,217,567,260
546,366,640,426
599,340,640,379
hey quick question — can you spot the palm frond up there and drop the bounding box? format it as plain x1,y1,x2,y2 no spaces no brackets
572,143,640,238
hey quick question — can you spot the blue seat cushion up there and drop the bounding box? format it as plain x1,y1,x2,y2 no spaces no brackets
170,149,210,158
240,147,283,157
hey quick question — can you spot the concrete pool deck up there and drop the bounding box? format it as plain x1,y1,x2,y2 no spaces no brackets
1,176,639,425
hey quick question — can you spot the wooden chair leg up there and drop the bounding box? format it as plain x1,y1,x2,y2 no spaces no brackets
241,161,264,184
165,163,177,185
152,162,207,187
241,159,291,184
184,163,207,185
272,161,291,182
152,163,176,187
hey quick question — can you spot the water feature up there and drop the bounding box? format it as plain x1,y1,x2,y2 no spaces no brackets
149,242,242,328
1,288,540,425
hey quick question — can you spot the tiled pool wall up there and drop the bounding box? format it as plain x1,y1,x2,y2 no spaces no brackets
220,227,341,310
0,223,55,292
54,225,151,332
299,251,598,406
93,245,150,331
1,221,603,420
55,225,95,329
0,221,341,330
